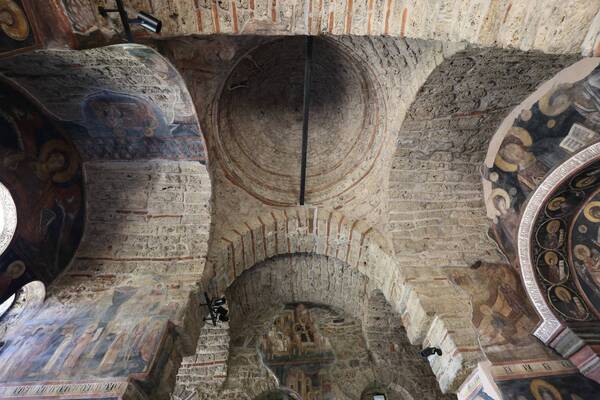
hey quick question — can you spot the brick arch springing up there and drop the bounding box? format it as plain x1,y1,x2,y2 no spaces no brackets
204,207,396,296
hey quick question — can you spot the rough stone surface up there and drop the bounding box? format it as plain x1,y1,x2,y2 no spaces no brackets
160,35,463,236
61,0,600,55
385,48,578,392
172,254,453,399
389,49,577,269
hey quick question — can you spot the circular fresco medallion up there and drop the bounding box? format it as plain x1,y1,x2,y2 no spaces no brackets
536,250,569,284
544,190,585,218
583,200,600,223
569,168,600,190
548,285,590,321
535,219,566,250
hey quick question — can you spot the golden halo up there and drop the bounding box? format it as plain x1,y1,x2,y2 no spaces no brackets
38,139,79,184
544,251,559,266
539,84,572,117
554,286,572,303
574,175,596,189
507,126,533,146
574,244,591,261
546,220,561,234
0,0,29,41
5,260,25,278
530,378,562,400
494,127,533,172
547,196,566,212
583,201,600,223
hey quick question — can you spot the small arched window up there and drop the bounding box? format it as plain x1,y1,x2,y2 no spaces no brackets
0,181,17,257
0,293,15,320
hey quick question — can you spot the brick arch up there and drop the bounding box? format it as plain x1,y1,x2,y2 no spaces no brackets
383,47,579,392
205,206,396,295
173,254,451,400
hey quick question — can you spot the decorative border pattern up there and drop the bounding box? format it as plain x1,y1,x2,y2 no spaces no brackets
0,181,17,256
0,380,132,398
518,143,600,343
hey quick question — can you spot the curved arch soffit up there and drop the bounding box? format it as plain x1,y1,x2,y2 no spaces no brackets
225,253,372,339
206,207,395,295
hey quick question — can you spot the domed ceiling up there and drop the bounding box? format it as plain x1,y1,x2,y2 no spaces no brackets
214,37,384,207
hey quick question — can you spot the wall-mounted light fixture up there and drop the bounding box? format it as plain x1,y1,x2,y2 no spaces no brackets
98,0,162,42
420,346,442,360
372,395,386,400
201,292,229,326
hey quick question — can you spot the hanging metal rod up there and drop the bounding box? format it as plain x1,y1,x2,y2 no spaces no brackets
98,0,133,42
299,36,313,205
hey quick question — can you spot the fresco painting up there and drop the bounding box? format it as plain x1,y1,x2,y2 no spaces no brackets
0,275,176,382
260,304,335,399
0,45,206,162
75,86,204,161
0,81,84,303
486,66,600,264
569,188,600,317
449,264,552,361
524,160,600,323
82,91,169,139
497,374,600,400
0,0,38,55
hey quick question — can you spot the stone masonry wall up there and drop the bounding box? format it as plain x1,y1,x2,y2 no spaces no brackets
171,254,452,399
364,291,454,400
61,0,600,55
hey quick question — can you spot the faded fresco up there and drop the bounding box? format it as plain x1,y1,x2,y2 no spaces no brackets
530,162,600,323
570,189,600,316
0,275,175,382
260,304,335,399
497,374,600,400
0,44,206,162
486,65,600,264
449,264,553,361
0,80,84,303
0,0,37,54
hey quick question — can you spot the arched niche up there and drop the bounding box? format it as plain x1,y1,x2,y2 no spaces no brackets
174,253,449,400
